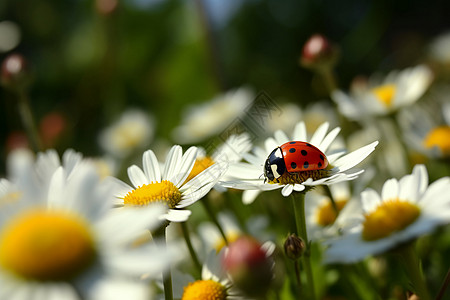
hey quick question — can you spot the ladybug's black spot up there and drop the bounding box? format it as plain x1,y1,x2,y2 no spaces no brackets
301,150,307,156
318,162,322,168
306,143,313,147
291,162,297,169
320,154,324,161
289,142,296,144
303,161,309,169
289,148,296,153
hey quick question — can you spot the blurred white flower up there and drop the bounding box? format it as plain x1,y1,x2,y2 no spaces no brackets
171,87,254,144
112,145,228,223
324,165,450,264
332,65,433,121
99,109,154,158
398,99,450,159
0,21,21,53
0,161,171,300
428,31,450,69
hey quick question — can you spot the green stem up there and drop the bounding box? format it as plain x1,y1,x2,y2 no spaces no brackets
436,267,450,300
17,90,42,152
318,66,338,95
202,197,228,246
162,227,173,300
323,185,339,215
180,221,202,274
294,260,302,294
396,243,431,300
292,192,316,300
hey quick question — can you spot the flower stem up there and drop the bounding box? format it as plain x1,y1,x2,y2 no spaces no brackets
323,185,339,215
292,192,316,300
180,221,202,274
201,197,228,246
396,243,431,300
17,90,42,152
436,267,450,300
162,227,173,300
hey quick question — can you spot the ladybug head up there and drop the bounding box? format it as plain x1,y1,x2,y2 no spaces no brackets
264,147,286,183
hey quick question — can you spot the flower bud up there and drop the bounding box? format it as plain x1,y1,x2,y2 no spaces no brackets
300,34,339,70
284,234,305,261
1,53,30,90
222,236,272,297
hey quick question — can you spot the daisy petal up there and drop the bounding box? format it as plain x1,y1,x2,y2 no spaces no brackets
163,209,192,222
381,178,399,200
162,145,183,181
310,122,329,146
293,121,307,141
173,146,198,188
274,130,289,144
143,150,161,183
242,189,261,205
333,141,379,172
319,127,341,152
127,165,148,188
281,184,294,197
361,188,381,212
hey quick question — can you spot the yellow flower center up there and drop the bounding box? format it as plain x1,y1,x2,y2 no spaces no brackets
182,279,227,300
316,199,348,227
371,84,396,107
184,157,215,184
0,209,96,281
362,199,421,241
123,180,181,208
214,231,241,252
423,126,450,156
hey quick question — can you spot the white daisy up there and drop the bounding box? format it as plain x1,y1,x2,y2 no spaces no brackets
0,161,173,300
398,99,450,159
219,121,378,203
332,65,433,121
171,87,254,144
173,249,244,300
112,145,228,223
99,109,154,158
324,164,450,264
305,178,374,241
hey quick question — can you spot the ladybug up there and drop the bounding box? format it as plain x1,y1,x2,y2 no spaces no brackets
264,141,328,182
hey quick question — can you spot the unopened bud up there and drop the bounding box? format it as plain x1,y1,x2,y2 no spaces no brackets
284,234,305,261
222,236,272,297
300,34,339,70
1,53,30,90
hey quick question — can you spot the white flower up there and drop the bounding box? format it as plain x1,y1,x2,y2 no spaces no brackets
305,180,370,241
332,65,433,121
219,121,378,203
112,145,228,222
172,249,244,300
171,87,254,144
0,161,173,300
99,109,154,158
398,99,450,158
324,165,450,264
428,31,450,67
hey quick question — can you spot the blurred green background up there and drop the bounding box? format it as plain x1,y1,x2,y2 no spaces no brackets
1,0,449,172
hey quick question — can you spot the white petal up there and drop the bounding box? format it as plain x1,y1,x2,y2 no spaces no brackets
163,209,191,222
293,184,305,192
309,122,329,146
274,130,289,145
242,189,261,204
381,178,399,201
162,145,183,181
318,127,341,152
264,138,279,152
332,141,378,172
281,184,294,197
87,279,152,300
413,164,428,195
47,167,66,208
361,188,381,213
173,146,198,188
292,121,307,141
143,150,161,183
127,165,148,188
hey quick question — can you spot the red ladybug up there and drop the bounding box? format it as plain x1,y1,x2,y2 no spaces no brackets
264,141,328,182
